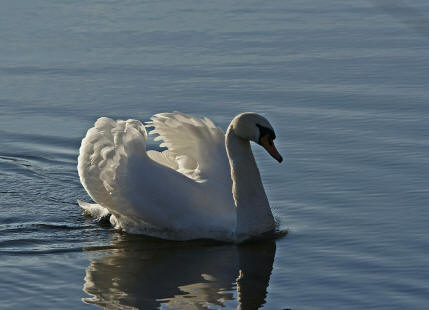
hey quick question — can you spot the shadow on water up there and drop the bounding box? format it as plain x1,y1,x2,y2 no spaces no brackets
82,234,277,310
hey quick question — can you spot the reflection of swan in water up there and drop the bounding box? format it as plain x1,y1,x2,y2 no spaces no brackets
82,234,277,309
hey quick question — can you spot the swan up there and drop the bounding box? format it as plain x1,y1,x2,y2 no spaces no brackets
77,112,283,242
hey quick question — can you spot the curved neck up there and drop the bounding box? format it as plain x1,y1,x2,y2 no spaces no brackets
226,126,275,240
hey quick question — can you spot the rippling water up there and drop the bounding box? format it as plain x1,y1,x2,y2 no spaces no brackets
1,0,429,309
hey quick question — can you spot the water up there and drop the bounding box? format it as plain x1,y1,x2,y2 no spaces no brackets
1,0,429,309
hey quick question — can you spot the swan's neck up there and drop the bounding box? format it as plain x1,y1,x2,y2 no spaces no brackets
226,126,275,240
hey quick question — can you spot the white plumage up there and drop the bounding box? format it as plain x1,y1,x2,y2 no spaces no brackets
78,112,282,242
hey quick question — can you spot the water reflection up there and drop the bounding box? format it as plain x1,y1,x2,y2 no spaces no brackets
82,234,276,309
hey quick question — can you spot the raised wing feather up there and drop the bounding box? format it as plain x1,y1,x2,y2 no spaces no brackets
77,117,148,209
146,112,229,184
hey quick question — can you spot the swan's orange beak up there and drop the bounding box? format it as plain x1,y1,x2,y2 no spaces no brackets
260,135,283,163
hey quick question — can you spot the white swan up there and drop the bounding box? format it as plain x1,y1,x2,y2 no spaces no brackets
77,112,283,242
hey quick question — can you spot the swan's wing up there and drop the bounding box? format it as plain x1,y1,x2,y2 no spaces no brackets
146,112,230,184
78,115,235,238
77,117,148,209
146,149,178,171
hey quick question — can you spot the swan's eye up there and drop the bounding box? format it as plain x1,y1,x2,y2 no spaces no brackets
256,124,276,144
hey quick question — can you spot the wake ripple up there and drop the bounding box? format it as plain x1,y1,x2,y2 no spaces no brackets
0,222,94,234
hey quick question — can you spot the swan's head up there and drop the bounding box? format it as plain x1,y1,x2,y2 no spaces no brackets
231,112,283,163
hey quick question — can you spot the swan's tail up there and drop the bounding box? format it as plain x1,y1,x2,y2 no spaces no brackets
77,117,148,211
77,200,110,220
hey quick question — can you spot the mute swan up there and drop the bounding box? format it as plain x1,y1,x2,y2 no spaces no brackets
78,112,283,242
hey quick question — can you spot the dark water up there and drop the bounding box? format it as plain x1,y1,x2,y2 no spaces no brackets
1,0,429,309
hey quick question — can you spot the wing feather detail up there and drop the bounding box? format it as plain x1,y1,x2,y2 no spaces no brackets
77,117,147,208
146,112,229,184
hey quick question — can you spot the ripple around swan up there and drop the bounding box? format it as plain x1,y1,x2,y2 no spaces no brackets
0,220,111,255
0,222,94,233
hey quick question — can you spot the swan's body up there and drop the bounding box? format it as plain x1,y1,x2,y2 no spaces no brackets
78,112,282,242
